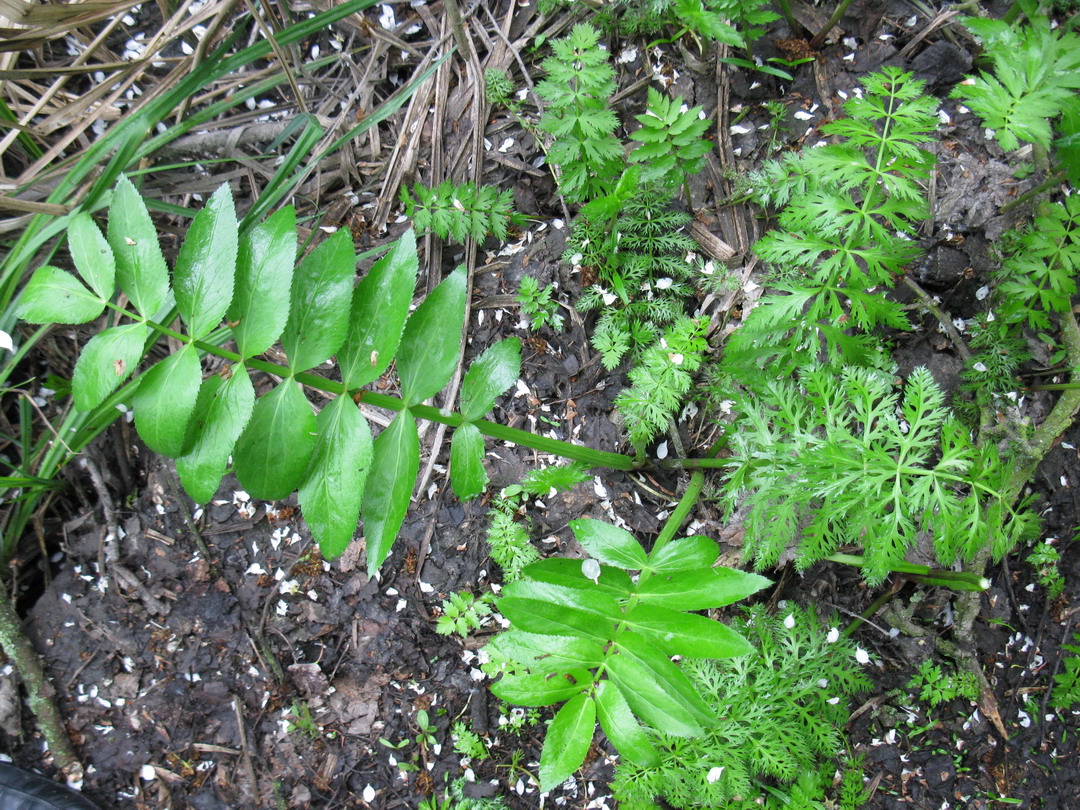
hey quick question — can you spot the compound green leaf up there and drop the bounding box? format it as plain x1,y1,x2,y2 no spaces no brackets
282,229,355,373
521,558,634,597
133,345,202,457
107,175,169,318
622,603,754,659
488,670,588,707
396,266,466,406
176,368,255,504
636,566,771,611
68,213,115,300
228,206,297,358
362,410,419,574
338,228,417,388
497,597,613,641
595,679,659,768
173,183,238,339
450,421,487,501
570,518,648,570
298,394,372,559
234,379,316,500
646,536,718,574
72,323,148,411
16,266,104,324
459,337,521,421
539,694,595,792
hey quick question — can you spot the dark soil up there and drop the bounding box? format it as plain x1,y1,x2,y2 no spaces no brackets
3,1,1080,808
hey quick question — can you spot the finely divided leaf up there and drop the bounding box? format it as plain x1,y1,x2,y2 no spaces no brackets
68,213,115,300
570,518,648,570
72,323,148,411
338,229,418,388
133,345,202,457
450,422,488,501
16,266,105,324
636,566,771,611
459,337,522,421
228,206,297,358
234,379,317,500
396,266,466,406
595,679,659,767
173,184,238,339
298,395,373,559
362,411,419,574
108,175,169,318
539,694,595,792
281,229,355,373
176,369,255,503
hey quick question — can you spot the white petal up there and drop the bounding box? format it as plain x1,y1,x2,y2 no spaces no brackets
827,627,840,643
784,613,796,629
855,647,871,665
0,331,12,352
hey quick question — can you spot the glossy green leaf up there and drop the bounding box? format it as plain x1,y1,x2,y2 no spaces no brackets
497,597,613,641
68,213,115,300
396,266,466,406
503,580,622,621
234,379,316,500
622,604,754,659
173,184,238,339
636,567,771,611
486,630,605,672
16,266,104,324
72,323,148,411
646,536,718,574
539,694,595,792
488,670,588,707
298,395,373,559
228,206,297,358
281,229,355,373
107,175,169,318
614,632,713,722
133,345,202,457
459,337,521,421
450,422,487,501
570,518,648,570
362,410,419,574
338,228,418,388
606,644,706,737
595,679,659,768
521,558,634,598
176,369,255,503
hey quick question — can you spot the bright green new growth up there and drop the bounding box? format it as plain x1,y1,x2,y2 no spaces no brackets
400,181,523,245
517,275,564,331
436,591,494,637
1051,633,1080,711
537,24,622,203
485,517,770,791
907,659,979,708
721,365,1037,585
451,721,489,761
629,87,712,194
1026,541,1065,599
17,177,524,573
611,605,870,809
484,68,519,111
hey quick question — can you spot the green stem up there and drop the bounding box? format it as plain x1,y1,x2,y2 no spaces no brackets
825,554,990,591
999,168,1067,214
650,441,724,557
809,0,856,50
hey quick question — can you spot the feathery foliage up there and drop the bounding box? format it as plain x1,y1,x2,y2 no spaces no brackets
436,591,495,637
630,87,712,192
537,24,622,203
517,275,564,331
400,181,523,245
907,659,979,708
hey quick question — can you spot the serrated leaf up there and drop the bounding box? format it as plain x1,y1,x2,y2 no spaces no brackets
298,394,373,559
234,379,316,500
521,558,634,597
16,266,104,324
503,580,623,620
489,670,588,707
338,229,418,388
646,536,718,573
595,679,659,767
486,630,605,672
282,229,355,373
606,648,705,738
173,184,238,339
450,422,487,501
133,345,202,456
636,566,771,610
68,213,115,300
570,518,648,570
228,206,297,358
459,337,521,421
396,266,466,406
539,694,595,792
362,410,419,574
622,603,754,659
176,369,255,503
107,175,169,318
72,323,148,411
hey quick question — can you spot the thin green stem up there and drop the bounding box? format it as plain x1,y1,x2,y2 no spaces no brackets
809,0,856,50
825,553,989,591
